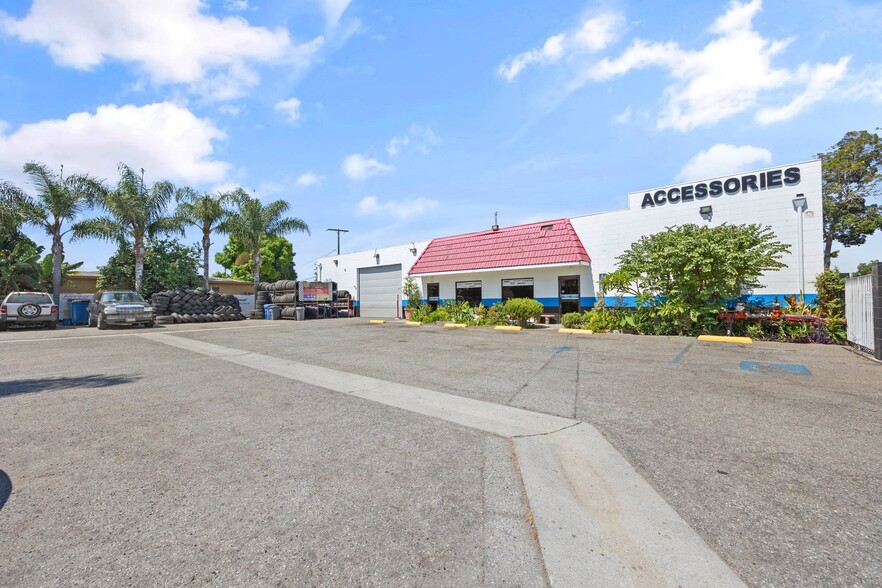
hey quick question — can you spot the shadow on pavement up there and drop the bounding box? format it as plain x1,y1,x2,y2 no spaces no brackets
0,469,10,511
0,374,140,399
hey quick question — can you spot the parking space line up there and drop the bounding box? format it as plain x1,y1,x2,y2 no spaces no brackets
140,331,746,588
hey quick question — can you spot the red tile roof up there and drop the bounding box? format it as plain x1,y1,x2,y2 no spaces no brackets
409,219,590,275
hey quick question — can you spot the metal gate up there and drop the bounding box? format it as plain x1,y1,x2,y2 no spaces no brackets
357,264,402,318
846,274,875,354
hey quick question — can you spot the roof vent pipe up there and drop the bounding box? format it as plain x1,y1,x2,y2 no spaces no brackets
492,211,499,231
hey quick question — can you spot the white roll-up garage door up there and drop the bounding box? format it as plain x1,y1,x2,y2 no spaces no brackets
358,264,402,318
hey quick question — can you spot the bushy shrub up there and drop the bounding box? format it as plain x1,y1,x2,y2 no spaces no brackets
443,300,474,324
815,269,844,316
503,298,543,326
475,303,506,326
561,312,583,328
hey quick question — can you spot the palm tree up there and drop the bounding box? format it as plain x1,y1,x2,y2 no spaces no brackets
218,190,309,297
175,187,231,290
73,164,181,293
9,163,106,303
0,180,31,248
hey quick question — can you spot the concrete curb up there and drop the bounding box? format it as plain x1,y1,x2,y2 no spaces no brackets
494,325,523,331
444,323,467,328
558,328,594,335
516,425,745,587
697,335,752,344
369,319,386,324
404,321,422,326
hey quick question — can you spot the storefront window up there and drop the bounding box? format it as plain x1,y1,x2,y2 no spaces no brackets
502,278,534,301
455,281,482,306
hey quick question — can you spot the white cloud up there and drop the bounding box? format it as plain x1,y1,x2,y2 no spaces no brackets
755,57,850,124
0,102,230,185
224,0,254,11
612,106,632,125
386,125,440,157
386,134,409,156
341,154,394,181
218,103,245,117
274,97,302,123
676,144,772,182
498,12,624,82
0,0,323,99
357,196,439,221
586,0,850,130
313,0,351,26
295,171,325,186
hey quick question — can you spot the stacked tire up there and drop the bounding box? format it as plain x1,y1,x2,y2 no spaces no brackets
252,284,272,319
150,287,245,324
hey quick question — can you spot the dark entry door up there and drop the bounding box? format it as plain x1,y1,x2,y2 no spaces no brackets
559,276,580,315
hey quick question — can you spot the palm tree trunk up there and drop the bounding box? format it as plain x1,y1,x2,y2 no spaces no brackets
134,238,146,292
252,250,261,298
202,229,211,291
51,235,63,305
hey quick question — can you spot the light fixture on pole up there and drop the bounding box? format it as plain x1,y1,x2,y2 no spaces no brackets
326,228,349,255
792,194,807,302
699,205,713,221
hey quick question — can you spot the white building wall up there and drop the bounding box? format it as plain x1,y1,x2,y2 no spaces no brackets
319,159,824,309
570,159,824,303
318,241,430,301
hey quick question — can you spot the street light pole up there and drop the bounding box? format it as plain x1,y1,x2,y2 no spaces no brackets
792,195,808,303
326,228,349,255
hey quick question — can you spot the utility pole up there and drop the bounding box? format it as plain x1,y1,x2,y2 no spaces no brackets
326,228,349,255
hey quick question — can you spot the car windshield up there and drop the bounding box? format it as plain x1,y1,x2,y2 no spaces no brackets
100,292,146,303
7,293,53,304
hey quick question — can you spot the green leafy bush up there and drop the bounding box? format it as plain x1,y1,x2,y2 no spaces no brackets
561,312,583,328
814,269,844,316
502,298,544,326
443,300,474,324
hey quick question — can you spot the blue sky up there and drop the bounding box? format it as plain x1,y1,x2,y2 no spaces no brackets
1,0,880,276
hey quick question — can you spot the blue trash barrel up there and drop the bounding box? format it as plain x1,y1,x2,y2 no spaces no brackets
71,300,90,325
264,304,280,320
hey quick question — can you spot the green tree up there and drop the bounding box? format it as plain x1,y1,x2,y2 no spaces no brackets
853,260,879,277
175,187,232,290
217,192,309,296
819,130,882,270
73,163,181,292
0,244,43,295
97,238,201,298
7,162,106,303
600,223,789,331
214,234,298,282
39,254,83,292
0,180,30,241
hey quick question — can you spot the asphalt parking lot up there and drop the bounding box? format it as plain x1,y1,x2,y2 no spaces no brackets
1,319,880,587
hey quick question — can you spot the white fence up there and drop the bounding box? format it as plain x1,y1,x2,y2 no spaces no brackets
845,274,875,354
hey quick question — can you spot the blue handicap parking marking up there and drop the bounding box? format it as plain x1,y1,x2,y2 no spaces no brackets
740,361,811,376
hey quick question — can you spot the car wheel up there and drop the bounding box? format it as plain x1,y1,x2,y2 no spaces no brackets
97,313,107,330
17,303,41,318
146,320,155,328
88,314,97,328
47,321,57,330
0,322,7,332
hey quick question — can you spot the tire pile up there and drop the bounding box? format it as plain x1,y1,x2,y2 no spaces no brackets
151,287,245,324
252,280,299,319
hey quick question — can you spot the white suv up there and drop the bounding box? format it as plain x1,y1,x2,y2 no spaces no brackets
0,291,58,331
